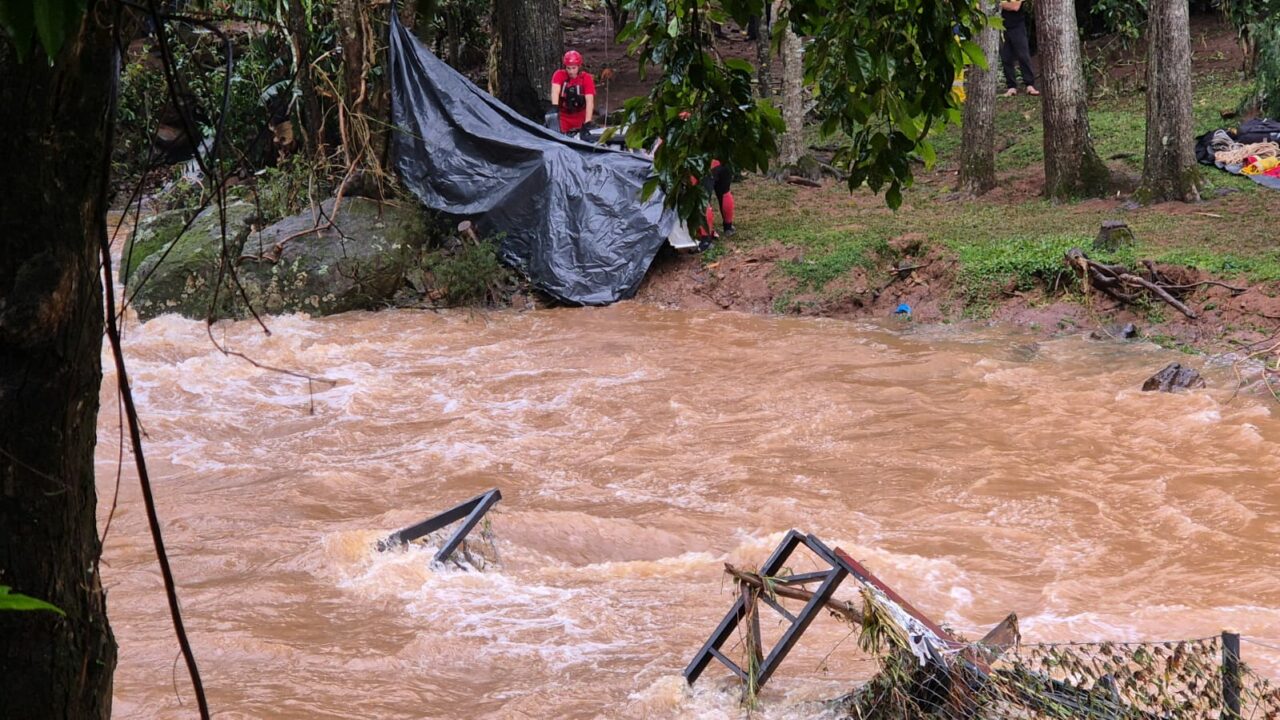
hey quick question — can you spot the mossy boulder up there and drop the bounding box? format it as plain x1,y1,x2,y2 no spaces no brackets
126,198,428,321
126,201,258,319
118,207,195,285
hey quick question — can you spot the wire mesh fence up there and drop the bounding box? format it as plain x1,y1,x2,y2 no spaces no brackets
834,629,1280,719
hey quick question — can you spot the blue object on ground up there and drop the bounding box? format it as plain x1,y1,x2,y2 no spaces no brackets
895,303,912,315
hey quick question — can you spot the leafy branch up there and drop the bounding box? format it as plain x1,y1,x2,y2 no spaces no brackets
0,586,65,616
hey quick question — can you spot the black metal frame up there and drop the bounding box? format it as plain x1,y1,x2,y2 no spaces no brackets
375,489,502,566
684,530,850,689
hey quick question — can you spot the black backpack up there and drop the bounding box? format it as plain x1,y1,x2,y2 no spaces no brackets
1235,118,1280,144
561,82,586,113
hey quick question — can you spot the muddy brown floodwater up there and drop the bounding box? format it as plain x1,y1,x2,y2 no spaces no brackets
96,305,1280,719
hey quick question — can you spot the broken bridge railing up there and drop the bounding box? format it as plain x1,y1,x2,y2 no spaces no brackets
375,488,501,567
686,529,1280,718
685,530,1014,695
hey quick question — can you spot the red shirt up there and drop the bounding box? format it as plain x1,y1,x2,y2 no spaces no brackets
552,69,596,132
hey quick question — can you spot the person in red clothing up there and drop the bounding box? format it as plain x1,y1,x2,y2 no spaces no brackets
550,50,596,135
665,111,738,249
708,159,736,236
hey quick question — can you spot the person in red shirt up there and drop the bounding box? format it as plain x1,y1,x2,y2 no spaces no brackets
550,50,596,135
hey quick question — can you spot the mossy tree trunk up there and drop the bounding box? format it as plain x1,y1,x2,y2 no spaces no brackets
958,1,1000,196
0,3,117,717
1138,0,1200,202
492,0,564,122
1035,0,1111,199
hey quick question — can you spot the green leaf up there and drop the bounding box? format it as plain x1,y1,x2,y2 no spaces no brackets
34,0,68,58
0,586,66,616
960,39,989,71
885,183,902,209
641,176,659,201
917,140,936,168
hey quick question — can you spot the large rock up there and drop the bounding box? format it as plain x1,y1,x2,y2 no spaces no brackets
1141,362,1206,392
118,207,194,285
126,198,428,320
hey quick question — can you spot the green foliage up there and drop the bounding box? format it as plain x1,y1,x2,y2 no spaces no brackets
790,0,989,207
1219,0,1275,45
0,586,65,615
238,153,324,222
1088,0,1147,44
618,0,783,231
426,238,513,306
618,0,989,226
1246,20,1280,117
781,236,888,289
416,0,491,69
1154,247,1280,281
951,234,1109,300
112,24,294,185
115,49,169,179
0,0,87,62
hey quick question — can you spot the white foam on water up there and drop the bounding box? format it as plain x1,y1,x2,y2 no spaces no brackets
625,674,850,720
551,551,721,581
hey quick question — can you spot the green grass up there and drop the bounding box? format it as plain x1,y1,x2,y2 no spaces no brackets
724,66,1280,318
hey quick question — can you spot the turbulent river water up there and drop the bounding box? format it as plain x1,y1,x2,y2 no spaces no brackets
95,304,1280,718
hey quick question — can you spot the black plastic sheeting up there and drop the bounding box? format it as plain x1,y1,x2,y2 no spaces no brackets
388,14,674,305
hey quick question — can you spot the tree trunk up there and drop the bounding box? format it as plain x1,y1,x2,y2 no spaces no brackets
1035,0,1111,199
1138,0,1200,202
286,0,324,154
958,4,1000,196
778,3,806,166
493,0,564,122
334,0,368,124
0,4,117,718
755,5,772,99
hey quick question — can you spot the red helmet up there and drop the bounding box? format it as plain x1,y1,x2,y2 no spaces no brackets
563,50,583,67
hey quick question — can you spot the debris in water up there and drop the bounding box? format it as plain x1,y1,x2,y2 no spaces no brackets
684,530,1017,700
376,488,502,568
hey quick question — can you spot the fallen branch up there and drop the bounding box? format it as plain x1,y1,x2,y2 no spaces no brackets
1065,248,1198,319
1159,279,1248,294
785,175,822,188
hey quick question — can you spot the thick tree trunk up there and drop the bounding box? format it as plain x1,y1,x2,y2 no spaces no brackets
0,4,117,718
286,0,324,154
493,0,564,122
958,4,1000,195
778,3,806,167
1138,0,1200,202
1035,0,1111,199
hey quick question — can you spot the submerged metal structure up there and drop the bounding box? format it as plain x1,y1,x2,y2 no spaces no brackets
376,488,502,566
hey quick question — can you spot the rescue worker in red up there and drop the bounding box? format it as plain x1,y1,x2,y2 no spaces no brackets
675,112,736,239
550,50,596,135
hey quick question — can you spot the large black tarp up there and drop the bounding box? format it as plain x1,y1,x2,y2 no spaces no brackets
388,14,674,305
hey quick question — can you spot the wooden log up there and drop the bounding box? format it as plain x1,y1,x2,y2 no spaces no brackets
724,564,863,626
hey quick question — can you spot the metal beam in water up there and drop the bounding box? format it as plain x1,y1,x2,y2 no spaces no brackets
375,488,502,566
